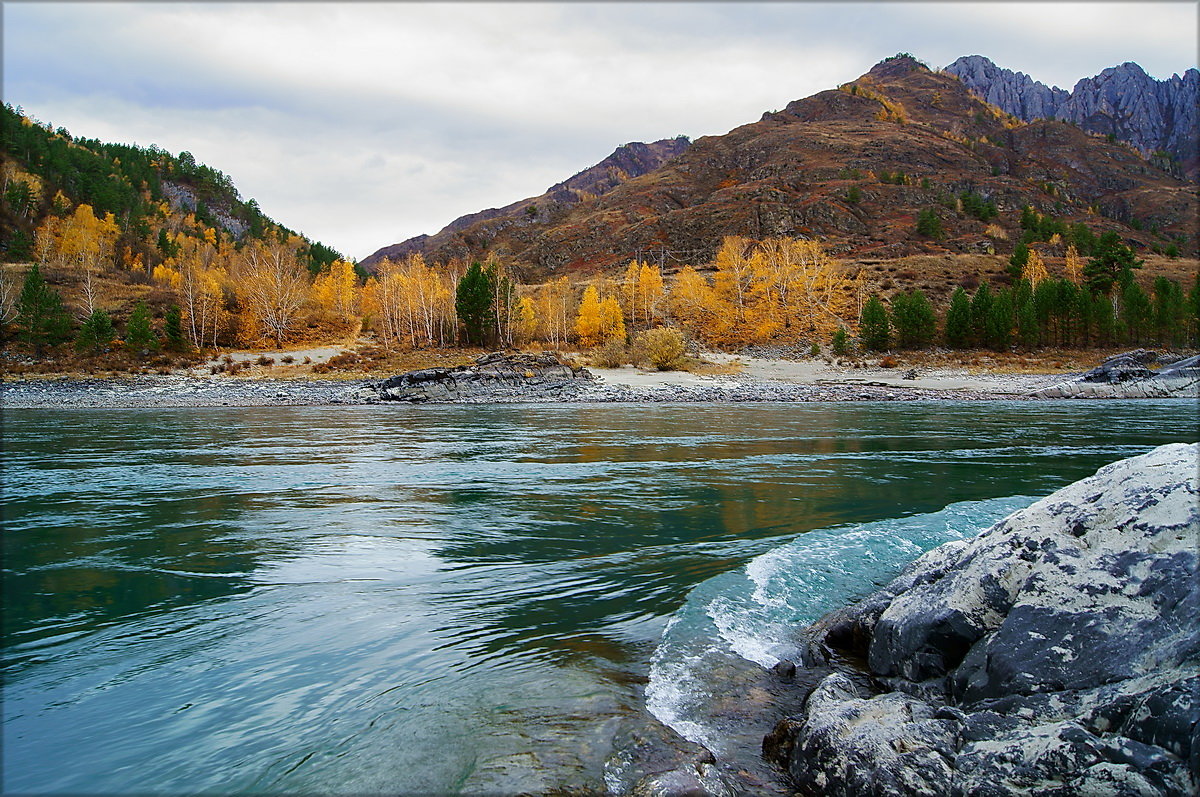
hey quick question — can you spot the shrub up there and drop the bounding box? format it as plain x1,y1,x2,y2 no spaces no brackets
591,339,628,368
281,355,295,364
256,355,275,366
635,327,687,371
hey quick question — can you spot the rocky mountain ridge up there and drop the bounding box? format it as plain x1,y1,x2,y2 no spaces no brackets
945,55,1199,178
363,55,1197,277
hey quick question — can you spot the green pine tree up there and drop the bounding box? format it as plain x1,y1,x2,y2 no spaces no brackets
15,263,72,356
916,208,943,239
1119,281,1152,346
891,289,936,348
75,309,116,354
124,300,158,352
1084,231,1143,295
455,262,494,346
1093,292,1116,347
859,295,890,351
969,283,993,347
1008,242,1029,281
944,287,971,348
986,289,1014,350
164,304,186,351
831,326,850,355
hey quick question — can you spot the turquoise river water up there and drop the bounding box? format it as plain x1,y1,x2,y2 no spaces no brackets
2,401,1196,794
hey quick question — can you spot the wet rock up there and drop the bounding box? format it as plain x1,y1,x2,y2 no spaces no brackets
774,443,1200,796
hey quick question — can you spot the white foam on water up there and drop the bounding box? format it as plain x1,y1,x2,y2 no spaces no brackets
645,495,1035,751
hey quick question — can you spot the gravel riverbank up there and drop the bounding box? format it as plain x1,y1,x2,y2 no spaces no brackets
2,369,1067,409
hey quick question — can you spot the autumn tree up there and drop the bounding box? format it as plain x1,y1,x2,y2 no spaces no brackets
513,295,538,345
36,203,120,315
621,260,665,329
375,254,456,349
176,236,229,349
668,266,726,344
534,276,575,348
574,285,605,346
235,236,310,345
1021,249,1049,287
312,259,360,318
490,262,517,347
1064,244,1083,286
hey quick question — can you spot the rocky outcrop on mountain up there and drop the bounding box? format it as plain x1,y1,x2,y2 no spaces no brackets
376,351,593,402
1031,350,1200,398
944,55,1070,122
361,137,690,271
946,55,1200,179
766,442,1200,796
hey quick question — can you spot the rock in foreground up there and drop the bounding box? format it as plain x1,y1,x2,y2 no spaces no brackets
768,442,1199,796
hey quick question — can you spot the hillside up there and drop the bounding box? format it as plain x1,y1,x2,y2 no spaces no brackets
366,55,1197,279
361,136,691,272
1,103,343,273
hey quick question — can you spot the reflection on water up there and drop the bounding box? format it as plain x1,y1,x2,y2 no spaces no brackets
2,401,1194,793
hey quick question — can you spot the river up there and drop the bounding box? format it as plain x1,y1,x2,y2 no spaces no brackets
2,401,1194,793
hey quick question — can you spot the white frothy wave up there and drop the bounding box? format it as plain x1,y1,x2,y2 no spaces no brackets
645,495,1034,750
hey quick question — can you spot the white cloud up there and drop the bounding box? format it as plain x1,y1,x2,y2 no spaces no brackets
4,2,1196,260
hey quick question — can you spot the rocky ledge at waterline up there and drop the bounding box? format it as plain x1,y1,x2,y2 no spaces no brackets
1031,350,1200,398
765,442,1199,796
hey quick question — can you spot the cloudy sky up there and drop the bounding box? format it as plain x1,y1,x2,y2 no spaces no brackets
5,1,1197,261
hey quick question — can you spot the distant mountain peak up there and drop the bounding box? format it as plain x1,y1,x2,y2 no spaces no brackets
944,55,1198,177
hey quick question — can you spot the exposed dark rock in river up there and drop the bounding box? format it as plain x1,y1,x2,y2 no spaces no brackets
767,442,1199,796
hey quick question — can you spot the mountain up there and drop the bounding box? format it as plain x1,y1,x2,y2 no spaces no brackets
361,136,690,271
945,55,1199,179
365,55,1196,277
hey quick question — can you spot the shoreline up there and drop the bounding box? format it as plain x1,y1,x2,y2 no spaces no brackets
0,361,1091,408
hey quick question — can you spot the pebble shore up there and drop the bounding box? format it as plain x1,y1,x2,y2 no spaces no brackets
0,371,1067,408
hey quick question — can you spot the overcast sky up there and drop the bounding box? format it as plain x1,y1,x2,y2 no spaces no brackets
5,2,1197,261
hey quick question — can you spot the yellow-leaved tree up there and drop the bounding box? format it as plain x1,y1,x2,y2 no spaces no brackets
177,236,229,349
374,254,455,349
536,276,576,347
312,259,360,319
574,285,604,346
1064,245,1083,286
1022,249,1049,287
235,236,311,345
